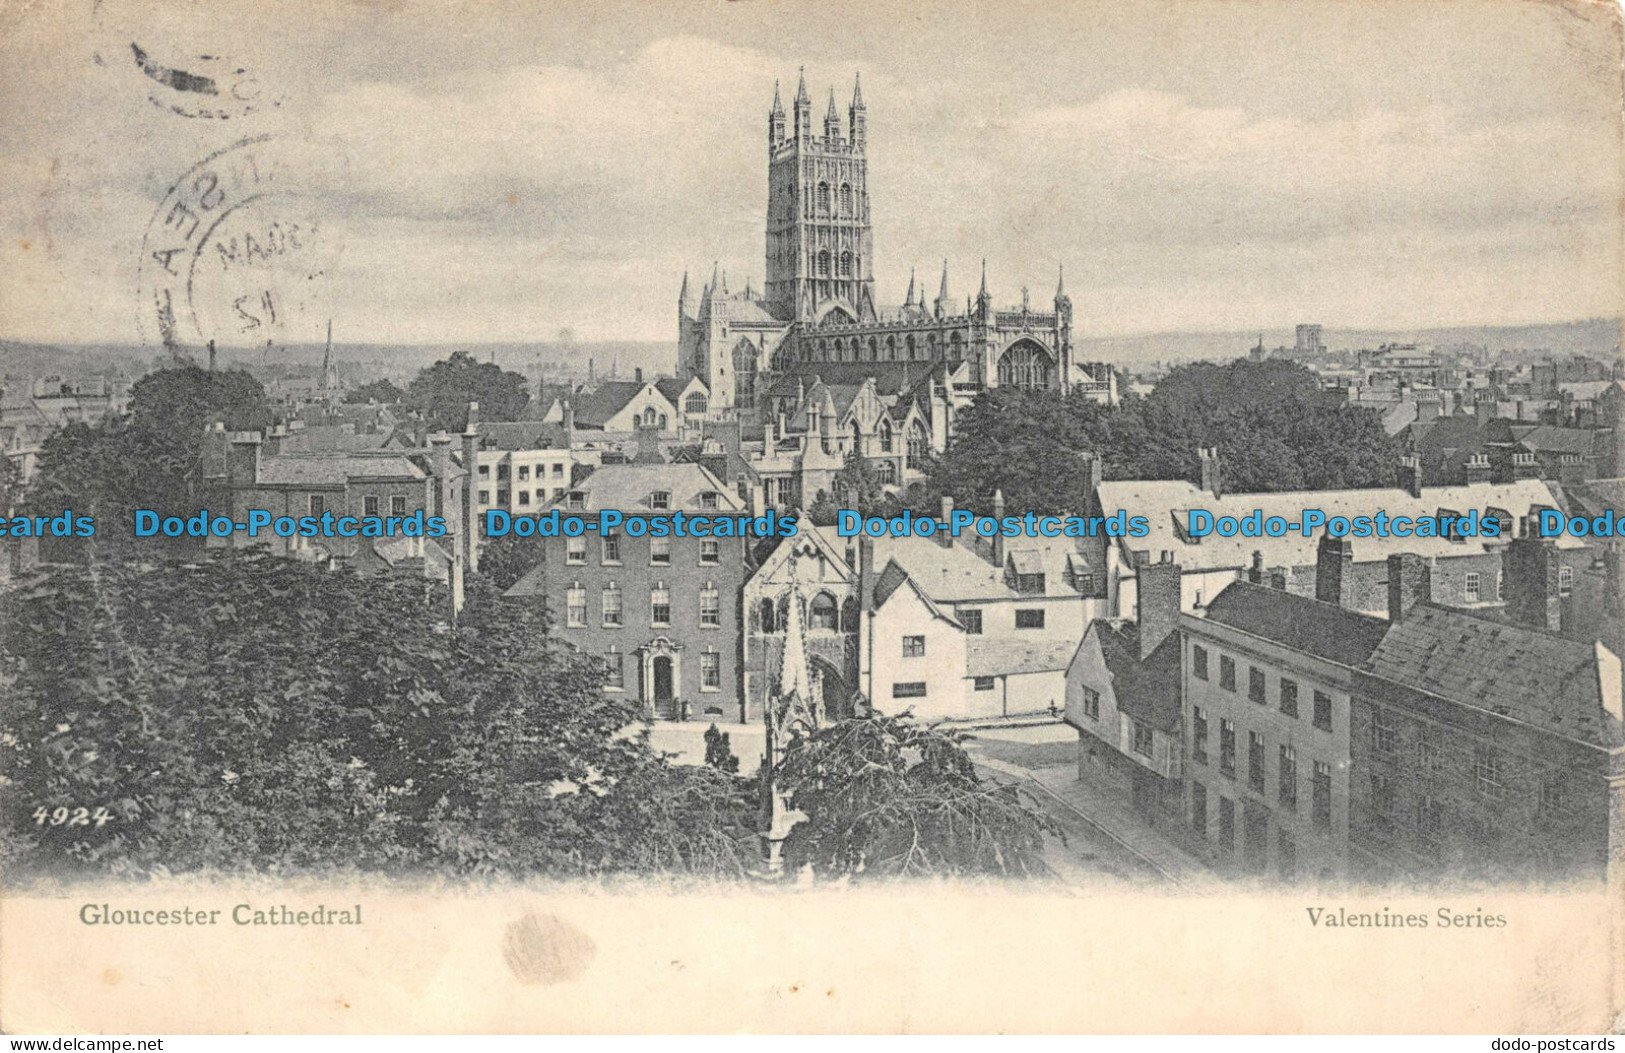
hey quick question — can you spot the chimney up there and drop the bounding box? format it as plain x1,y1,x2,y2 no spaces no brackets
940,494,956,549
634,422,665,463
1505,536,1562,632
1080,450,1103,506
1198,446,1222,498
1511,450,1541,481
1475,399,1495,424
462,411,481,576
226,431,263,488
429,432,454,520
1315,533,1356,608
1249,550,1264,584
1558,452,1587,487
635,367,644,385
207,339,216,373
1397,454,1423,499
1463,452,1491,485
1136,558,1182,661
562,398,575,438
763,420,775,451
1385,552,1432,622
991,491,1006,564
858,535,876,614
1416,396,1440,422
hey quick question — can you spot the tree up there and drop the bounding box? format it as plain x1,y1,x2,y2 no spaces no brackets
925,359,1401,514
25,365,272,546
773,714,1057,879
345,378,405,405
407,351,530,432
0,552,757,880
476,531,547,593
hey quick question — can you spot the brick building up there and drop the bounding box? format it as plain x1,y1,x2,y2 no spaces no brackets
504,463,747,721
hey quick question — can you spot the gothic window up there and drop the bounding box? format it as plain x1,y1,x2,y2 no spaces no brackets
810,592,839,631
840,251,853,278
997,340,1054,390
642,407,657,426
950,331,964,362
906,420,928,466
879,419,893,453
905,335,916,360
817,181,830,214
817,250,830,277
759,597,777,634
877,459,897,485
840,183,853,214
927,334,938,358
886,335,896,360
684,393,707,414
868,337,878,360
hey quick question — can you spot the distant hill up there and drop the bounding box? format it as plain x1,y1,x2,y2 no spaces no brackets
1075,318,1624,366
1,340,675,388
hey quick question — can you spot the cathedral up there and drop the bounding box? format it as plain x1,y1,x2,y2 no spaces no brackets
677,71,1116,418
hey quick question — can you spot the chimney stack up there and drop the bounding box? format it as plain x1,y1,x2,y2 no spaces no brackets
429,432,454,520
1463,452,1491,486
1385,552,1432,622
562,399,574,438
1249,550,1264,584
1080,451,1103,508
1505,536,1563,632
635,367,644,385
939,494,956,549
1315,533,1356,608
991,490,1006,564
462,406,481,576
1136,558,1183,661
1511,450,1540,481
1397,454,1423,499
1198,446,1222,498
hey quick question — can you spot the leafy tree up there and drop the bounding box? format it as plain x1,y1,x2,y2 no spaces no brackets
26,365,272,546
774,714,1057,879
703,724,740,774
477,531,547,593
0,552,756,880
407,351,530,432
345,378,405,405
0,452,25,514
926,359,1400,514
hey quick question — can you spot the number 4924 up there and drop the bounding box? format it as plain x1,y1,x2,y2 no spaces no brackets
33,806,112,827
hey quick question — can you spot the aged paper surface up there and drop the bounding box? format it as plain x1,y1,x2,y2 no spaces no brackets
1,0,1623,1035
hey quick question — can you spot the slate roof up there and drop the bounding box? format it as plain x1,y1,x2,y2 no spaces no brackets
1093,622,1183,733
276,426,393,454
1200,581,1390,668
1365,604,1623,748
569,381,673,428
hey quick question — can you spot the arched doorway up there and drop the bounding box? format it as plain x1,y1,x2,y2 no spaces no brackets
811,656,851,721
997,339,1055,390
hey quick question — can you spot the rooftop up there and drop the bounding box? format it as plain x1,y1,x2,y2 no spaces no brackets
1197,580,1391,668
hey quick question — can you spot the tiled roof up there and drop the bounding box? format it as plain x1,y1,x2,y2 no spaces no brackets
965,637,1075,678
542,462,741,513
569,381,664,427
1517,425,1596,456
277,426,393,454
1096,476,1583,571
1200,581,1390,668
473,421,571,451
255,453,425,485
1365,604,1623,747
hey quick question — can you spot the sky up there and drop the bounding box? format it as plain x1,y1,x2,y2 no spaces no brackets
0,0,1621,348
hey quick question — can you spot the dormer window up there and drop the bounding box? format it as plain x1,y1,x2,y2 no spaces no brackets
566,491,586,510
699,491,719,511
650,490,671,511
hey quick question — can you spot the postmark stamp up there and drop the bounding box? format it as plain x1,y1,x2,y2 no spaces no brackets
135,135,341,356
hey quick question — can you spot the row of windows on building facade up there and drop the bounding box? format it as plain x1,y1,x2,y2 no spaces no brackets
1188,640,1583,877
565,534,722,567
803,331,961,363
564,580,723,630
804,180,860,219
302,495,409,517
595,647,723,692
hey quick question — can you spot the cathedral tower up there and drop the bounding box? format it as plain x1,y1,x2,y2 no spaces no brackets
764,71,875,324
